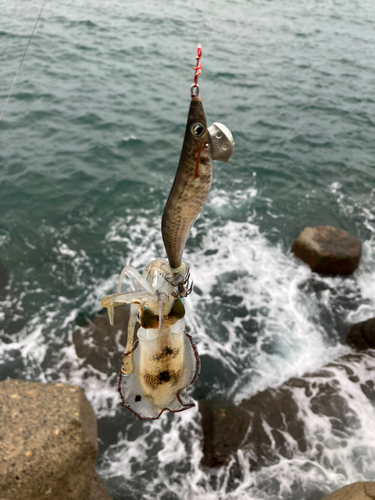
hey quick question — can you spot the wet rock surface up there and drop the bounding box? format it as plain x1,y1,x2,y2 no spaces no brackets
73,307,130,376
292,226,361,275
89,473,113,500
199,401,250,468
298,275,363,343
0,379,112,500
199,352,375,471
240,383,307,468
347,317,375,350
199,383,307,471
321,481,375,500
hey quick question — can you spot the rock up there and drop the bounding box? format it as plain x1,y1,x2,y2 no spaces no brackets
199,401,250,467
292,226,361,275
199,389,305,471
298,275,363,344
73,306,130,376
199,388,306,470
239,384,307,468
0,379,112,500
321,481,375,500
89,473,112,500
199,352,375,470
348,317,375,350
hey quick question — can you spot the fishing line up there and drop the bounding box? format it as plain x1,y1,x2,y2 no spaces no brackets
0,0,48,122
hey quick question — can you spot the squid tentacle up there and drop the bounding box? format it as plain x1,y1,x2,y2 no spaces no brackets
116,267,152,375
101,291,157,327
121,303,139,375
100,259,198,419
117,266,152,294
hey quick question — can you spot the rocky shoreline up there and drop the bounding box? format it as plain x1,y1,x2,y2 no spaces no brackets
199,350,375,475
195,225,375,499
1,225,374,498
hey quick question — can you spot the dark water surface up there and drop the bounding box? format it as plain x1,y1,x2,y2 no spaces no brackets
1,0,375,498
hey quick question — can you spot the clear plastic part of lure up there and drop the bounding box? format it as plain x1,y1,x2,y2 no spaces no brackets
101,259,200,420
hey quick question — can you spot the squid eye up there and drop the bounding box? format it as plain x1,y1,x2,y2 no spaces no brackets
190,122,205,137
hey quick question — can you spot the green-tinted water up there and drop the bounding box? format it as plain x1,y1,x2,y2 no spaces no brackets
1,0,375,498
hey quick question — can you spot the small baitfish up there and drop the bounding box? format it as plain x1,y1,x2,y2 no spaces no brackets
161,94,234,271
101,46,234,420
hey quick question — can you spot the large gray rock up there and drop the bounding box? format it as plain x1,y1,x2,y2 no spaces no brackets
89,473,112,500
199,352,375,470
199,386,306,470
347,317,375,350
321,481,375,500
199,401,250,467
0,379,111,500
292,226,361,275
239,382,307,467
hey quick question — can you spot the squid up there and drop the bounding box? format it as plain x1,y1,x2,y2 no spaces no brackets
101,46,234,420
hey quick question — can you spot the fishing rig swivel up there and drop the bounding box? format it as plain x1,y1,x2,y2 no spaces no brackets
190,44,202,97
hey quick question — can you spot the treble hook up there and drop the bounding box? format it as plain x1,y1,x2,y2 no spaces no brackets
190,44,202,97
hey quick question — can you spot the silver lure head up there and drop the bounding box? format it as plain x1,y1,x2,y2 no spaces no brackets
208,122,234,163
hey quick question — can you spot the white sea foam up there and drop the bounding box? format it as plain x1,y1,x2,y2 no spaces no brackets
348,239,375,324
93,188,375,499
331,182,375,324
1,185,374,499
98,354,375,500
185,206,347,401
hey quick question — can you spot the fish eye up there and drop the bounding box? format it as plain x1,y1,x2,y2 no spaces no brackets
190,122,205,137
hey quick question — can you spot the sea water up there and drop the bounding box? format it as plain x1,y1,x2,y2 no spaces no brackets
1,0,375,498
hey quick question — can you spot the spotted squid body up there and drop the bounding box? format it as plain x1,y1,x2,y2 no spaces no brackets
101,55,234,420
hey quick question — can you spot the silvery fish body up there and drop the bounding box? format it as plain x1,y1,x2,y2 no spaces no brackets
162,96,212,270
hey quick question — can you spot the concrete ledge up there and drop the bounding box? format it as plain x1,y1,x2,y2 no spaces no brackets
321,481,375,500
0,379,112,500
